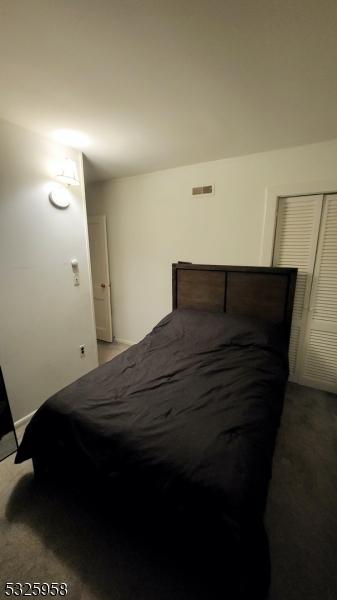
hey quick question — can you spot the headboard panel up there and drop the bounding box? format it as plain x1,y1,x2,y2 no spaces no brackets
172,263,297,341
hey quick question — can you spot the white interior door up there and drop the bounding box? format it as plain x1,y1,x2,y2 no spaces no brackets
273,195,323,380
301,194,337,393
88,215,113,342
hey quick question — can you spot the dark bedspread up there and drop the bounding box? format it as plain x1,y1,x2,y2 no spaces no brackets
16,310,287,526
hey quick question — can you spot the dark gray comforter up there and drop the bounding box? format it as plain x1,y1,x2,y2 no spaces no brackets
16,309,287,524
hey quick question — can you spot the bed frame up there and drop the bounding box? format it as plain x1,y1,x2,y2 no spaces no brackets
172,263,297,342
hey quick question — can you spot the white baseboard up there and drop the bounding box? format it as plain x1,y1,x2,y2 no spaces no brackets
15,410,36,430
115,337,136,346
14,342,135,431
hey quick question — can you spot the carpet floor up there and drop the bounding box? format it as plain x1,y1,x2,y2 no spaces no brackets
97,341,130,366
0,382,336,600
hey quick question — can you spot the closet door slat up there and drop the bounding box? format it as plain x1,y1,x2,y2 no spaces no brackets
302,194,337,392
273,195,323,379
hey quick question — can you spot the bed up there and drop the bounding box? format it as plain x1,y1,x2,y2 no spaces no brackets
16,263,297,599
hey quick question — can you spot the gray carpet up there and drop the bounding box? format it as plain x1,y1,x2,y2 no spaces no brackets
0,383,336,600
265,383,337,600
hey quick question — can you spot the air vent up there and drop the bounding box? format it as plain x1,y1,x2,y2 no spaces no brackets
192,184,214,196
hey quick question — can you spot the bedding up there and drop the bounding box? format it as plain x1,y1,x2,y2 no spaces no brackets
15,309,289,597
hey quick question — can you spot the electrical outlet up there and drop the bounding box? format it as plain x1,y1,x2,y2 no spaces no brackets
80,345,85,358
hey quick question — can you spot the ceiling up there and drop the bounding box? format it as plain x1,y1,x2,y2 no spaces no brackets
1,0,337,182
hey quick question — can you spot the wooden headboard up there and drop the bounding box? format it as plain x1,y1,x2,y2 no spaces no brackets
172,263,297,341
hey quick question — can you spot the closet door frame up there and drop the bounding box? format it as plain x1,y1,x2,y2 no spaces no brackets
261,182,337,392
260,180,337,267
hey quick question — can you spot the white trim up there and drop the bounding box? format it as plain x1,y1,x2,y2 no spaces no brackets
79,152,99,367
260,179,337,266
15,410,36,430
88,214,113,342
115,337,136,346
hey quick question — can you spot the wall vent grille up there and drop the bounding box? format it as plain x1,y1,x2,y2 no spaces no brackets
192,185,214,196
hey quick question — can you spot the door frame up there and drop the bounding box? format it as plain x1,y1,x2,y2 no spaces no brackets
80,154,99,365
260,179,337,266
88,214,113,342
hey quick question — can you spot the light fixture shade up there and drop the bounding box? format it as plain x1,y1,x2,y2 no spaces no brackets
55,158,80,186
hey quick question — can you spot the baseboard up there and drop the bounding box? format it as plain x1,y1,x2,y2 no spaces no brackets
14,343,134,430
14,342,135,430
115,337,136,346
15,410,36,430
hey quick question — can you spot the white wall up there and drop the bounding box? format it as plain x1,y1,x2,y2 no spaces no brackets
0,119,98,422
86,139,337,344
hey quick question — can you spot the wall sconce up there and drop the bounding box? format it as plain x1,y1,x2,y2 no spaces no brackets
49,158,80,209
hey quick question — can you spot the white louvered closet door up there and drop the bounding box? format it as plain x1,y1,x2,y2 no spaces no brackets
273,195,323,380
301,194,337,393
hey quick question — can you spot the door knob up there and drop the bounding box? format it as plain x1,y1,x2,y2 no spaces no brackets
100,283,106,288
